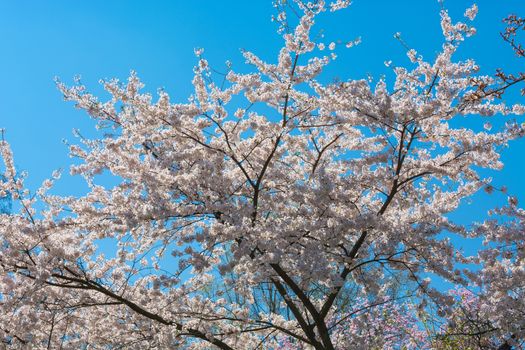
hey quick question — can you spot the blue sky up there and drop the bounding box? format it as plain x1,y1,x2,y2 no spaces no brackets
0,0,523,217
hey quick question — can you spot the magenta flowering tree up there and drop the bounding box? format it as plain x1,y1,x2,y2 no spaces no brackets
0,1,524,349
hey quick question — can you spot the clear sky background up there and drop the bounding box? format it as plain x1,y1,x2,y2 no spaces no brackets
0,0,523,226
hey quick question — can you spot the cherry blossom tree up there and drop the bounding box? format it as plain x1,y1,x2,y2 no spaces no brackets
0,1,524,349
